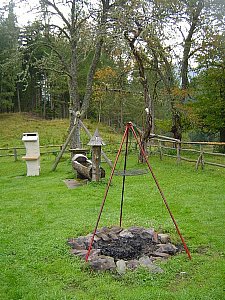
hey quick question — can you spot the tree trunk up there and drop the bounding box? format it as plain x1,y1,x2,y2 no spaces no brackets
17,85,21,113
124,27,153,162
181,1,203,90
147,39,178,139
68,36,81,147
68,1,109,148
98,99,102,123
177,1,203,139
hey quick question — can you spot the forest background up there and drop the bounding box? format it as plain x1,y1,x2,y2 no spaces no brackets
0,0,224,149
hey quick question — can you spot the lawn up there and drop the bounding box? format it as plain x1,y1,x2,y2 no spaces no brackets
0,114,225,299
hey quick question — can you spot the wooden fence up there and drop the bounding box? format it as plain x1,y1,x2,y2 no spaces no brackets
0,145,63,161
1,139,225,169
149,139,225,169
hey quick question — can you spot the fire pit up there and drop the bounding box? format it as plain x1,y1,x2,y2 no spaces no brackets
68,226,181,274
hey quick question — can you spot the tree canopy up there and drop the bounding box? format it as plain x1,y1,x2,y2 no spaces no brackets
0,0,224,145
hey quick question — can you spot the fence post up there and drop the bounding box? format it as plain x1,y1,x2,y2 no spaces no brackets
158,140,163,160
13,148,18,161
176,141,181,163
196,144,205,170
200,144,204,169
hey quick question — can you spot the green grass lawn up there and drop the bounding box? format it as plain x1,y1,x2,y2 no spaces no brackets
0,114,225,299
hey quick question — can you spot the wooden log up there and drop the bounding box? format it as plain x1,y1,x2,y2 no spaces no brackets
72,160,92,180
180,157,198,163
181,141,225,145
202,151,225,157
204,161,225,168
72,158,105,181
163,154,198,163
181,148,201,153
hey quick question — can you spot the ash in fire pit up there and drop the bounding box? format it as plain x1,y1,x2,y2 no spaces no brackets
68,226,180,274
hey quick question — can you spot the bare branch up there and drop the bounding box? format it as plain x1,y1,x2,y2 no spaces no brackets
41,0,71,29
46,24,70,40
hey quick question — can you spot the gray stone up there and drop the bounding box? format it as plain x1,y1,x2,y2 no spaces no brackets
67,239,84,250
140,229,155,239
156,243,178,255
119,229,134,238
147,264,164,274
82,234,93,247
89,255,116,271
152,251,170,259
116,259,126,275
158,233,170,244
139,255,153,267
126,259,140,270
100,227,110,234
95,232,110,241
139,256,164,273
88,249,101,260
141,245,155,257
101,233,110,241
70,249,88,259
128,226,144,235
152,232,159,243
72,237,87,248
143,228,155,235
110,226,123,234
108,232,119,240
71,248,101,260
93,235,101,242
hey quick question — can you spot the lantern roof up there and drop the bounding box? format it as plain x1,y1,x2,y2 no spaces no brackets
87,128,105,146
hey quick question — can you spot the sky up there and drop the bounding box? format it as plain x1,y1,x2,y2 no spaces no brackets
0,0,38,26
16,2,39,26
1,0,69,27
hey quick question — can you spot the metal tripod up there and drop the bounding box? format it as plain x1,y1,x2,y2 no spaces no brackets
85,122,191,261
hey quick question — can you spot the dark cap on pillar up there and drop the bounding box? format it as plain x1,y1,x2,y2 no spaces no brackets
88,129,105,146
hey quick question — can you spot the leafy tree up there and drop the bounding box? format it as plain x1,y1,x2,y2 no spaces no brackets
192,68,225,149
27,0,115,147
191,33,225,151
0,0,20,112
121,0,225,140
18,21,51,115
163,0,225,139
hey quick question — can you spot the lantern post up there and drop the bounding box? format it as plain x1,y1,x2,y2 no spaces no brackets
88,129,105,182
